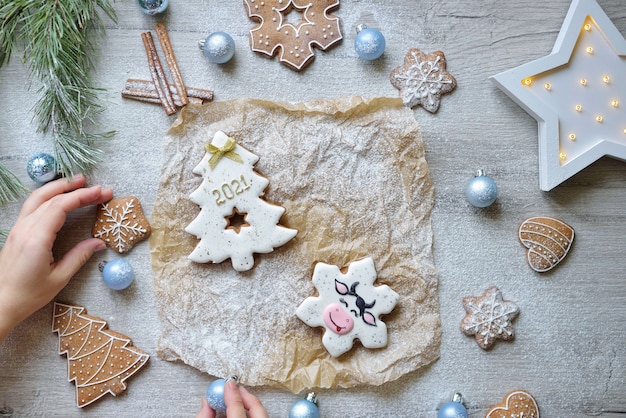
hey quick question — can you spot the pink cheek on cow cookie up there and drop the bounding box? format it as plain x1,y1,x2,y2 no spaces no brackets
323,304,354,335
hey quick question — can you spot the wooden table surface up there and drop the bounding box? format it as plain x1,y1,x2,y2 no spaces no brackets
1,1,624,416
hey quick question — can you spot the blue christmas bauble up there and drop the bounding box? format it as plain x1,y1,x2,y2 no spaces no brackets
201,32,236,64
354,26,386,60
206,379,227,412
26,153,57,184
465,170,498,208
437,400,469,418
137,0,168,15
289,399,320,418
101,258,135,290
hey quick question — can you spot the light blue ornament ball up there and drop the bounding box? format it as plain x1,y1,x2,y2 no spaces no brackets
202,32,235,64
289,399,320,418
26,152,57,184
354,26,386,60
465,171,498,208
102,259,135,290
137,0,168,15
438,400,469,418
206,379,227,412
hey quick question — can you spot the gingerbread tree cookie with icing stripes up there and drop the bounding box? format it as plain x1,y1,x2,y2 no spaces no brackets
52,302,149,408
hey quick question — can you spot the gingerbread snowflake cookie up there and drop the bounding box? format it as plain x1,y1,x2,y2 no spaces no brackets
390,48,456,113
186,131,297,272
243,0,343,71
296,257,399,357
92,196,151,254
460,286,519,350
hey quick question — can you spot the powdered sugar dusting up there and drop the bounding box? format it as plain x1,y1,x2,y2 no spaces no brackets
151,97,440,392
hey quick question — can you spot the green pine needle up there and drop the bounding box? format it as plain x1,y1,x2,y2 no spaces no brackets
0,162,28,206
0,0,117,183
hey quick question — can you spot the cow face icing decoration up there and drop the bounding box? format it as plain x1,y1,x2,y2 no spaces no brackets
296,257,399,357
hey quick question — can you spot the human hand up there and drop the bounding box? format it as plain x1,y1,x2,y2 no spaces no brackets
196,380,269,418
0,174,113,342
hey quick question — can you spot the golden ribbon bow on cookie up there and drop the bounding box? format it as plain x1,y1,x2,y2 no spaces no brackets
205,136,243,169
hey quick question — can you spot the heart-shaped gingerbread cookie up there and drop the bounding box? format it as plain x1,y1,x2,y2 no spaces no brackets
485,390,539,418
518,216,574,272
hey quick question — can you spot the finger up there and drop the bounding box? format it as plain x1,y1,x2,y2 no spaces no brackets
224,381,247,418
240,386,269,418
50,238,107,287
30,185,113,237
195,397,215,418
46,185,113,215
19,174,87,219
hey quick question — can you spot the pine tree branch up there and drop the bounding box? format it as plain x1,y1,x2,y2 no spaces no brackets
0,0,117,182
0,161,28,206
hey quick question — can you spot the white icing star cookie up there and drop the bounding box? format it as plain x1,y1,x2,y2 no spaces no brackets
186,131,297,272
296,257,399,357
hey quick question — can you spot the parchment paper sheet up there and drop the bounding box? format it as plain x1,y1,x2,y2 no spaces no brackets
150,97,441,393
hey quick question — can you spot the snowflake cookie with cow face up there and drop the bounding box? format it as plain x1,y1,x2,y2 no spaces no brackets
296,257,399,357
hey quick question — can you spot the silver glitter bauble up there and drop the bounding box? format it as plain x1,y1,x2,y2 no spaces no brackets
465,169,498,208
200,32,235,64
26,153,57,184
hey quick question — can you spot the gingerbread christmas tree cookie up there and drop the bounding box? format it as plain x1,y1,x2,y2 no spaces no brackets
296,257,399,357
52,303,149,408
185,131,297,272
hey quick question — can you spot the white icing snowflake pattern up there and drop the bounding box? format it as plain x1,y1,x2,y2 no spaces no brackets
460,286,519,350
93,197,150,254
390,48,457,113
296,257,399,357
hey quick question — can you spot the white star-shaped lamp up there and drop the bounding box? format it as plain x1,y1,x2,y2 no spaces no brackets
491,0,626,190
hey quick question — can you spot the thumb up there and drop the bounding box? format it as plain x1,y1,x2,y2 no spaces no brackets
52,238,107,284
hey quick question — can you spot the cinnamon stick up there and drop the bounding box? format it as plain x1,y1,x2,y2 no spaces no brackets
122,79,214,106
141,31,176,115
155,23,188,106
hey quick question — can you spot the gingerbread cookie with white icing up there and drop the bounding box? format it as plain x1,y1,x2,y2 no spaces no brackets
518,216,574,272
296,257,399,357
52,302,149,408
390,48,457,113
185,131,297,272
485,390,540,418
460,286,519,350
92,196,151,254
243,0,343,71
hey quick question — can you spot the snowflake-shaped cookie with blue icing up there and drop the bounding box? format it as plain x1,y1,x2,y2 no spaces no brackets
296,257,399,357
